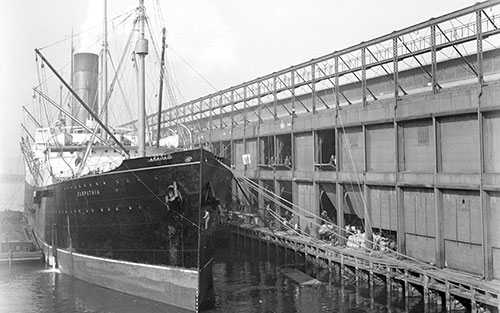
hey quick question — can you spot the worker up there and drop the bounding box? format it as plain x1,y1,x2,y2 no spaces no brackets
203,209,210,230
320,210,331,223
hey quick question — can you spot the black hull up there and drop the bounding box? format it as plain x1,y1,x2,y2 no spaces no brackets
25,148,232,312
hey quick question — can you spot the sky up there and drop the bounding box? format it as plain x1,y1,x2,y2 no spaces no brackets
0,0,480,175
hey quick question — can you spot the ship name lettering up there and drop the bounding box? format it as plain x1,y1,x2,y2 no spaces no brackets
76,189,101,197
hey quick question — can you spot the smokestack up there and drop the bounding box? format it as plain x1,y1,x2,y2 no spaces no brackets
73,53,99,126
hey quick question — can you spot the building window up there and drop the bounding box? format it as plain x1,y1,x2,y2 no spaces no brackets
417,127,430,145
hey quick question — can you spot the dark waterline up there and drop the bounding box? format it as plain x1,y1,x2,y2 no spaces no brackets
0,236,449,313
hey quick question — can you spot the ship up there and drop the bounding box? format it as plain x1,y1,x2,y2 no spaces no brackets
20,1,232,311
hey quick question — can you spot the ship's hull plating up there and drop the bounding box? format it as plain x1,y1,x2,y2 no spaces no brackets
25,149,232,312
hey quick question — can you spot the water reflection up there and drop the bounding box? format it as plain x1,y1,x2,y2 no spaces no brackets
208,236,448,313
0,262,187,313
0,237,450,313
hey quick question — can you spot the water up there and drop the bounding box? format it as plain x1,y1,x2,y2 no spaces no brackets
0,235,452,313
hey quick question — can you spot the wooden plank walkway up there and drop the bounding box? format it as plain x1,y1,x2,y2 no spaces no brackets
229,223,500,312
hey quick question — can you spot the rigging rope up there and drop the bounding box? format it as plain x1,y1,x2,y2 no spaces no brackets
218,160,456,277
38,10,135,51
336,112,369,231
168,47,220,92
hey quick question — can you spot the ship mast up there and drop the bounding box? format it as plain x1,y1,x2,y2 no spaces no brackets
69,28,74,129
102,0,109,139
156,27,166,148
136,0,148,157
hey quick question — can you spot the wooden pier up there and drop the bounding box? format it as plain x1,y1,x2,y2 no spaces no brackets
229,223,500,312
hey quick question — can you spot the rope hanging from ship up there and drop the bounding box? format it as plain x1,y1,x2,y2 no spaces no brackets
217,159,463,280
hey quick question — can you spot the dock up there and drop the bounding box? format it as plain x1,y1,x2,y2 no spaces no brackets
0,251,42,263
230,223,500,312
0,210,40,266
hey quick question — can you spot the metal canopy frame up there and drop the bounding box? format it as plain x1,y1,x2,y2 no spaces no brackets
121,0,500,135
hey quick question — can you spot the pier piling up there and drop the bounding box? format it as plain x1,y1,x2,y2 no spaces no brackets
228,224,500,311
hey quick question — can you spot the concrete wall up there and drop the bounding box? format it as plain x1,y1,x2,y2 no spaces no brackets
233,140,244,171
439,114,479,173
489,192,500,279
483,112,500,173
339,127,363,172
369,186,397,231
403,188,436,264
442,189,482,274
294,132,314,172
206,78,500,279
246,139,258,170
399,119,434,172
366,124,394,172
296,182,316,236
